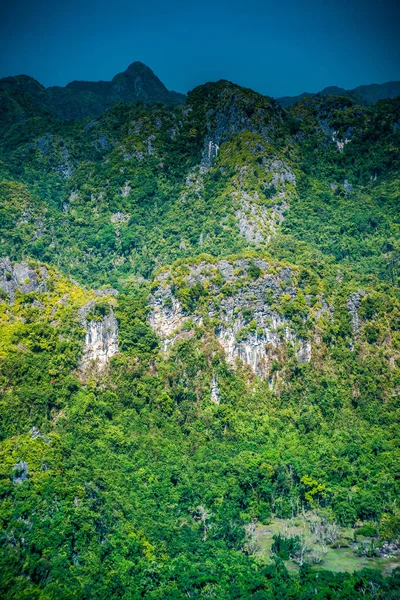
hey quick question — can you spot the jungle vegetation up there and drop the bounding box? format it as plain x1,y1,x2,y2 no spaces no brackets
0,68,399,598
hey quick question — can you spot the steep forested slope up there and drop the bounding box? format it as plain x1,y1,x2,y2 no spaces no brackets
0,68,400,598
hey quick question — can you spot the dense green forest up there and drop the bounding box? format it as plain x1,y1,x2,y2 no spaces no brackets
0,67,400,598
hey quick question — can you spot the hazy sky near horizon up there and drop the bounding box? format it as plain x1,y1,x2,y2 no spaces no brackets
0,0,399,97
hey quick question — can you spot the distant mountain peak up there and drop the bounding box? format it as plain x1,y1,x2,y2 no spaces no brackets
125,61,153,72
277,81,400,108
122,62,160,82
0,61,186,124
110,61,172,103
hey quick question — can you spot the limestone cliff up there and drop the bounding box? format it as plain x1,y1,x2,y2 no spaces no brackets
149,257,314,379
0,258,48,301
78,301,119,370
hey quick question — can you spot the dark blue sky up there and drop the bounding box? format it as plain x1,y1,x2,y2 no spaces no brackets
1,0,399,97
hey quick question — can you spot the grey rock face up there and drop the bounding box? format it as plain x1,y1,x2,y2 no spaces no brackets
148,293,203,351
199,88,283,169
0,258,48,301
297,340,312,363
210,375,220,404
36,134,73,178
110,212,130,225
149,259,311,379
29,427,50,443
234,157,294,244
236,201,267,244
347,291,365,333
97,133,109,149
343,179,353,193
201,101,248,168
12,462,29,484
120,182,132,197
264,158,296,187
37,133,52,155
319,118,335,138
79,301,119,369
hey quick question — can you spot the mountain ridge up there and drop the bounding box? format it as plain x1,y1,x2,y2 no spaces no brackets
277,80,400,107
2,61,399,127
0,61,186,124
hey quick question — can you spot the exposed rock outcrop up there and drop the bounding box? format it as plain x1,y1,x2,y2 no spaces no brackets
148,292,203,351
0,258,48,301
12,462,29,484
79,301,119,370
198,84,284,169
149,258,312,379
29,427,50,443
234,157,294,243
347,291,365,334
36,133,73,178
210,375,220,404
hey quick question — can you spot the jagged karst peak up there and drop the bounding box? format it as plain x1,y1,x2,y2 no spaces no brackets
114,61,166,84
110,60,174,103
124,61,157,74
0,60,186,125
